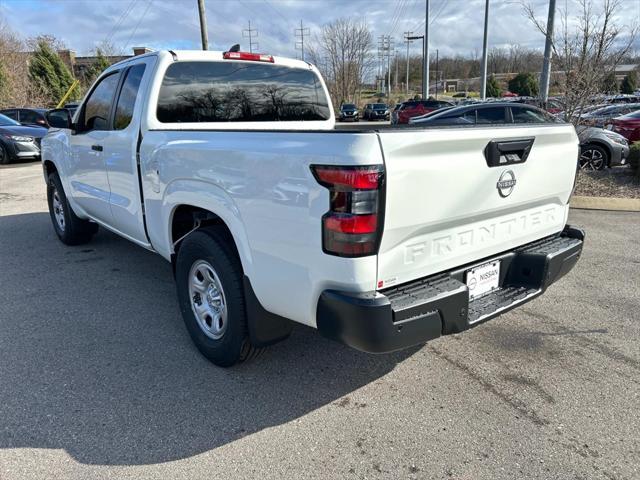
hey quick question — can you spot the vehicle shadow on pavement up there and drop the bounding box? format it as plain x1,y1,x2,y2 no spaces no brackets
0,212,415,466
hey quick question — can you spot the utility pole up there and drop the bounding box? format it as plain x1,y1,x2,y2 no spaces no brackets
378,35,385,93
423,0,430,98
295,20,310,61
378,35,393,96
387,38,394,99
540,0,556,104
243,21,258,53
480,0,490,100
395,50,399,90
435,48,439,99
404,31,413,94
197,0,208,50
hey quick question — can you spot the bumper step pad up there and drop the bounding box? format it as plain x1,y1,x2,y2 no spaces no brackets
468,286,538,324
317,226,584,353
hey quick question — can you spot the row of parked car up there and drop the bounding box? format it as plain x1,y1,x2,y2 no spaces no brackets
0,105,81,165
406,100,638,170
339,94,639,171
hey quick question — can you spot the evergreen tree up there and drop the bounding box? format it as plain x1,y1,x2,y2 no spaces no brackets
28,40,75,106
486,74,502,98
601,71,618,94
620,71,638,94
508,72,539,97
85,48,112,86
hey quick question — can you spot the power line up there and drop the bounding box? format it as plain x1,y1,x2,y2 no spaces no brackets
262,0,292,29
242,20,258,53
389,0,409,37
121,0,153,55
412,0,446,32
295,20,310,61
103,0,137,48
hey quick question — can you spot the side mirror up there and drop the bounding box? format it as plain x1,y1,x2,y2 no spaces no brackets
46,108,73,129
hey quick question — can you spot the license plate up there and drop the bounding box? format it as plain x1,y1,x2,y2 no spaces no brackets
466,260,500,300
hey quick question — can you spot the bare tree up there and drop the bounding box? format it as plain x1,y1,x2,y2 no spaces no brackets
523,0,638,123
0,22,49,108
307,18,374,107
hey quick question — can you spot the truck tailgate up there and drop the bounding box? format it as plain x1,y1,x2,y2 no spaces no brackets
376,124,579,289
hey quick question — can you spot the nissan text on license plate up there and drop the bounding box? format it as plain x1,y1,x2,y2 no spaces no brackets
466,260,500,299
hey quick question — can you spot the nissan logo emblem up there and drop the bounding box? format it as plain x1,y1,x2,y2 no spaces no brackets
497,170,516,197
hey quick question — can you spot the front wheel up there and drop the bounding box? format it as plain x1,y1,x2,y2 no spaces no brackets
579,144,608,171
47,172,98,245
175,227,261,367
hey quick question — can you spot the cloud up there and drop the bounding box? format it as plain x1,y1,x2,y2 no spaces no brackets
1,0,638,59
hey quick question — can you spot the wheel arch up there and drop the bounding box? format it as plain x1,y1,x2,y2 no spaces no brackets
43,159,58,178
168,203,252,279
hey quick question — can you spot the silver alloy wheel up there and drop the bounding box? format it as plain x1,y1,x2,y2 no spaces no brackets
188,260,228,340
52,187,65,232
579,148,605,171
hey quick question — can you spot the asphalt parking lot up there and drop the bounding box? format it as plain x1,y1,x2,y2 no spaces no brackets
1,161,639,480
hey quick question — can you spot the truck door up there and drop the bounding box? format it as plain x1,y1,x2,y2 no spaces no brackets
67,71,121,222
100,59,155,244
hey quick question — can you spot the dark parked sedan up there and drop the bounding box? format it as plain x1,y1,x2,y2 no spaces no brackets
0,114,47,164
409,102,561,126
0,107,49,127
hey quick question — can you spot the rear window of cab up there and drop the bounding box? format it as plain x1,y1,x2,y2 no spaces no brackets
157,61,331,122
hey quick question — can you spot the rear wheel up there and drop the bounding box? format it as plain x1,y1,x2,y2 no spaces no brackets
47,172,98,245
176,227,261,367
579,144,608,171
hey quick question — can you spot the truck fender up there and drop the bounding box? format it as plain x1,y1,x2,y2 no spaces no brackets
160,179,254,278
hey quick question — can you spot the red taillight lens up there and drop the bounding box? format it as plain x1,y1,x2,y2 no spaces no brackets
313,166,381,190
324,214,377,234
223,51,274,63
311,165,384,257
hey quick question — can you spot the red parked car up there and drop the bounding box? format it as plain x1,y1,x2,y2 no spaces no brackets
393,100,454,124
609,110,640,143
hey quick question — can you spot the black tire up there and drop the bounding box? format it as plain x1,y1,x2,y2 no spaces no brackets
47,172,98,245
579,144,609,171
175,227,260,367
0,144,10,165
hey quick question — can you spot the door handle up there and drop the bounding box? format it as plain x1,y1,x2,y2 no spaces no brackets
91,145,103,152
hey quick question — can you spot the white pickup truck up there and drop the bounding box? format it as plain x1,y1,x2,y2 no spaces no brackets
42,49,584,367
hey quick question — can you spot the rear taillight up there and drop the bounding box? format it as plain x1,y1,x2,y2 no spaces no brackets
222,51,274,63
311,165,384,257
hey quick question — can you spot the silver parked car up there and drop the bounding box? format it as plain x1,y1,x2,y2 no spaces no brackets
577,126,629,170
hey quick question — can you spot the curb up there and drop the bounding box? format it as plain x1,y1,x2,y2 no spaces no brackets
570,196,640,212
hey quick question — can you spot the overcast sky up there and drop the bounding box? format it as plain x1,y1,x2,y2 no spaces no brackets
1,0,639,59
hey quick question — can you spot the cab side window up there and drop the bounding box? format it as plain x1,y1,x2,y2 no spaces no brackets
114,64,146,130
81,72,120,132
